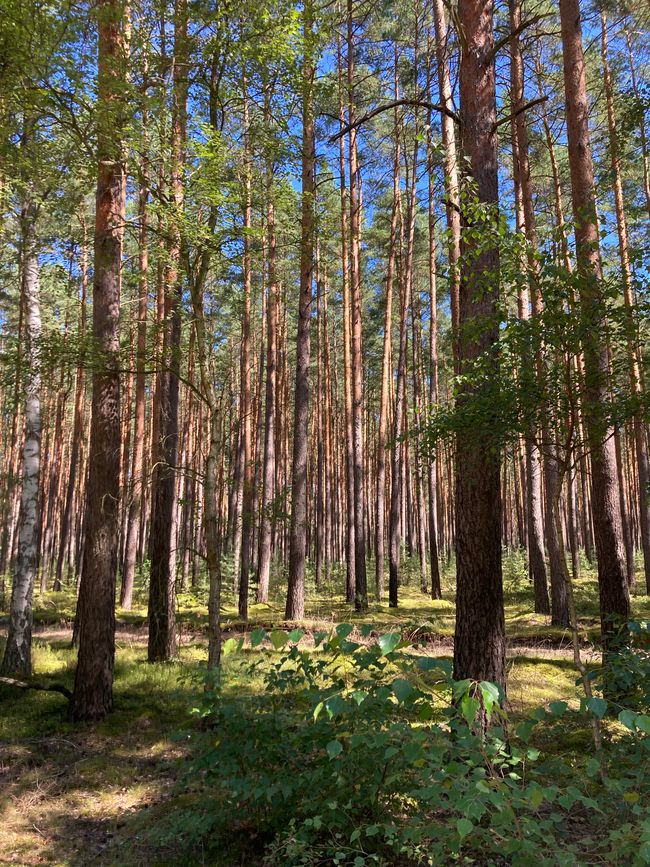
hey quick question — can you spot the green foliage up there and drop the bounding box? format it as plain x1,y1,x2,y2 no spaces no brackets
596,620,650,713
176,627,650,865
502,547,529,591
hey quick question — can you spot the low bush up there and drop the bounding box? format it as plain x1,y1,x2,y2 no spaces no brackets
177,626,650,866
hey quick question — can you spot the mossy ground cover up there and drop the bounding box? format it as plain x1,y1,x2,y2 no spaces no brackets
1,555,648,865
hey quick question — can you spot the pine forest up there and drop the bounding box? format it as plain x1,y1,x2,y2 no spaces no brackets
1,0,650,864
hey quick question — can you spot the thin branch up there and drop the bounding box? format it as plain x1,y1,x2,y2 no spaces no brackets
492,96,548,133
487,13,554,64
328,98,460,143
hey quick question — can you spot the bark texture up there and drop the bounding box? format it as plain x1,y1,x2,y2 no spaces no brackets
72,0,126,720
559,0,629,638
1,201,41,679
286,0,315,620
453,0,506,690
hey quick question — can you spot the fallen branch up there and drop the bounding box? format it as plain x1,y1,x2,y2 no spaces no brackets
0,676,72,701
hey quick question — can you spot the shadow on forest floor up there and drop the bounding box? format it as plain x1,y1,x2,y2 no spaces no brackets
1,565,649,865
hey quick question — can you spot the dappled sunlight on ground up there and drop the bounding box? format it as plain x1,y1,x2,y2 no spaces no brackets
1,562,648,864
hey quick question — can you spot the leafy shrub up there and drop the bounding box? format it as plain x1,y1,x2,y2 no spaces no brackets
502,547,529,592
597,620,650,712
178,627,650,866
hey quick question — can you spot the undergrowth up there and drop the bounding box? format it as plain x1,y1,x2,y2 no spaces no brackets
170,624,650,866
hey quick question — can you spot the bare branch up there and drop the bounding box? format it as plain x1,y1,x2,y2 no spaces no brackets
492,96,548,133
487,13,554,64
328,98,460,144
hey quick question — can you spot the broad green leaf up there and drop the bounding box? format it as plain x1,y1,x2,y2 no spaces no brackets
222,637,239,656
456,818,473,839
250,627,266,648
392,678,414,702
326,695,347,716
586,697,608,719
419,702,434,721
288,628,304,644
326,740,343,759
635,714,650,734
549,700,568,717
516,720,536,742
527,785,545,810
270,629,288,650
461,695,480,726
618,709,637,731
452,679,472,701
336,623,354,639
479,681,500,715
377,632,401,655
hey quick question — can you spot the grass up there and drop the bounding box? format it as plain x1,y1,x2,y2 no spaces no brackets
1,551,648,865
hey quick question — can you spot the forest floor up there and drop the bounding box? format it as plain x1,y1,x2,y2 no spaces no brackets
1,563,649,866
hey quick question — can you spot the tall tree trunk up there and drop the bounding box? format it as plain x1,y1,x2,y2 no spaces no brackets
337,15,355,604
347,0,367,610
453,0,506,690
148,0,187,662
257,162,278,603
509,0,550,615
601,12,650,593
238,83,253,620
559,0,629,642
421,29,442,599
431,0,460,371
72,0,126,720
375,98,400,600
286,0,315,621
390,128,417,609
55,222,88,589
0,280,24,581
121,73,150,609
206,404,223,669
1,199,41,678
426,56,442,599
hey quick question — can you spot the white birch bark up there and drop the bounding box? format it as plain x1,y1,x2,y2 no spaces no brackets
1,200,42,678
